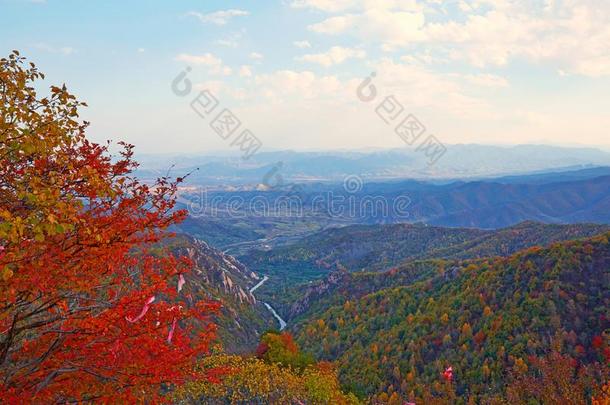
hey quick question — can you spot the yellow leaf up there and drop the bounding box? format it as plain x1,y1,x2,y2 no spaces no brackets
1,266,14,281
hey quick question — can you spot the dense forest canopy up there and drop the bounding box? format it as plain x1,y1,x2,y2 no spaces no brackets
295,233,610,402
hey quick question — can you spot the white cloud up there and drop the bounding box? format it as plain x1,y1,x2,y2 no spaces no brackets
293,40,312,48
455,73,509,88
302,0,610,77
175,53,232,75
239,65,253,77
309,9,426,49
366,58,495,118
194,81,224,96
215,31,244,48
251,70,343,103
290,0,358,13
33,43,75,55
175,53,221,66
400,52,449,65
425,2,610,76
293,0,424,12
202,58,504,150
186,9,249,25
249,52,264,60
308,15,355,34
296,46,366,67
228,58,497,119
59,47,75,55
216,39,238,48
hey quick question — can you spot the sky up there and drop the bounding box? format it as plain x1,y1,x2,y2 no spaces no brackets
1,0,610,154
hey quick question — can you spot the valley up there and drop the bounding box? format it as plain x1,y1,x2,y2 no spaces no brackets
249,275,287,331
164,167,610,402
174,166,610,252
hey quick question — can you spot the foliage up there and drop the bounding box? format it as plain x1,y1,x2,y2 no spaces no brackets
244,221,609,278
0,51,219,402
294,233,610,402
253,221,609,318
504,347,607,404
173,335,359,404
242,223,485,276
256,330,314,371
592,382,610,405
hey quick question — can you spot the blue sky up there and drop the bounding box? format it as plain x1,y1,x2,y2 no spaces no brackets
2,0,610,154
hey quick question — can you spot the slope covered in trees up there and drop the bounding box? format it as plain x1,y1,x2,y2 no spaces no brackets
255,221,609,318
243,222,609,280
294,233,610,402
242,223,485,276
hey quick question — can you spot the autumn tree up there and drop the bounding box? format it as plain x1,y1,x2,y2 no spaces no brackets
256,331,314,371
0,51,219,402
505,350,607,404
174,348,359,404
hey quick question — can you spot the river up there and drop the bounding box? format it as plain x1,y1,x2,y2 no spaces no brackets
249,275,287,331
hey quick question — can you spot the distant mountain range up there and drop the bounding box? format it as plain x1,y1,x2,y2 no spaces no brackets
393,174,610,228
136,144,610,185
490,166,610,184
170,166,610,265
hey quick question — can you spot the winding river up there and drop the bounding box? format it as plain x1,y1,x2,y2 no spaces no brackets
249,275,287,331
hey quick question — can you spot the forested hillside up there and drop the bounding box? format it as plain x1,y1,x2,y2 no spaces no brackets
242,223,486,275
250,222,609,312
294,233,610,402
246,221,609,274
